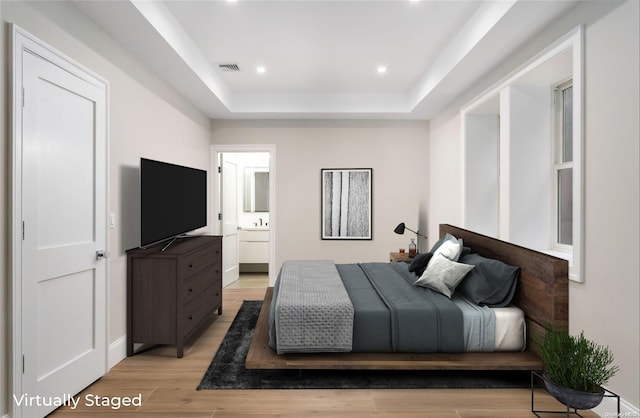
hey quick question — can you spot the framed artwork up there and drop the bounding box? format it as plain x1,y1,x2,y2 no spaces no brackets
321,168,372,240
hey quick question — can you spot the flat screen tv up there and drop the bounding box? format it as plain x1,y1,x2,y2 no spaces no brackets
140,158,207,248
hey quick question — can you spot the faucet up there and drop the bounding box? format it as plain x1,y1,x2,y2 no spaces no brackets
259,218,263,226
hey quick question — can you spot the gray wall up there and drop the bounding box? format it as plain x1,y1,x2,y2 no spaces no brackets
429,0,639,408
211,119,429,269
0,2,213,415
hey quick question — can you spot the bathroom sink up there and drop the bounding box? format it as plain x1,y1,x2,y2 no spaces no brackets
240,226,269,231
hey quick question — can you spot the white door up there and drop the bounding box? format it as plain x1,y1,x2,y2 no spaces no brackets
221,155,240,287
16,34,108,418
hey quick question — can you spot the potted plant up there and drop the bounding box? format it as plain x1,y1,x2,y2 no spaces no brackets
537,326,619,410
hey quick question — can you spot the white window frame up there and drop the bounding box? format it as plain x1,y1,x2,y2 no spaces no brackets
552,79,574,253
460,26,584,282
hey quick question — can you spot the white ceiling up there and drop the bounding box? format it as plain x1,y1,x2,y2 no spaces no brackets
72,0,579,120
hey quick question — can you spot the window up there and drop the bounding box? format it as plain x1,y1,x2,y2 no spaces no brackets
461,28,583,281
554,80,573,249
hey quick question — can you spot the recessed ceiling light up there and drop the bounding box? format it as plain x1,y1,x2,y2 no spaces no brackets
256,66,266,74
377,66,387,74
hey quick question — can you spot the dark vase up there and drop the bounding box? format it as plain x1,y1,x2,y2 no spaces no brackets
543,373,605,410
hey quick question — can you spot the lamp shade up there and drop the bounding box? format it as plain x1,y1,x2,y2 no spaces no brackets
393,222,425,238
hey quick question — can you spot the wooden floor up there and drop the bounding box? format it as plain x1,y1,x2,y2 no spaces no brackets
224,272,269,289
50,286,597,418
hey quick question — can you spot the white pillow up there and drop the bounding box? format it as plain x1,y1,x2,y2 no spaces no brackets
432,239,462,261
414,254,474,298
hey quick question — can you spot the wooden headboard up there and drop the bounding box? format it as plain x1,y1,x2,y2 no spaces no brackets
440,224,569,355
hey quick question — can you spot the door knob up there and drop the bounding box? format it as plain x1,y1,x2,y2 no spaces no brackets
96,250,109,260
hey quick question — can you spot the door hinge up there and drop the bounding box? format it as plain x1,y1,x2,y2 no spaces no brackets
218,166,221,173
22,221,25,240
22,355,25,373
22,86,25,108
218,213,222,221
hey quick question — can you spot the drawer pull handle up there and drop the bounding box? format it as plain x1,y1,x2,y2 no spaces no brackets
188,288,193,293
189,263,193,268
188,315,193,320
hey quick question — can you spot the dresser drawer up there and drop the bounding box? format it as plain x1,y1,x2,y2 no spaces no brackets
177,243,220,278
182,262,221,304
183,285,217,336
211,278,222,308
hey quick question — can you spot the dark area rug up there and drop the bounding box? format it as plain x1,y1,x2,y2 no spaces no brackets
197,300,530,390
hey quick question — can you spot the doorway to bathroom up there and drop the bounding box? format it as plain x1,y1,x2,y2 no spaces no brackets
211,145,275,289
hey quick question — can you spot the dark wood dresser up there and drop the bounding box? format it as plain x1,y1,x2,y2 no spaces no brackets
126,235,222,358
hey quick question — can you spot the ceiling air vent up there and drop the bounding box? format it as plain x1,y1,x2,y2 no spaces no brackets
217,63,240,72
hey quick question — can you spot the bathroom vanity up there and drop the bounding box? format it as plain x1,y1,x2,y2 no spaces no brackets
239,228,269,272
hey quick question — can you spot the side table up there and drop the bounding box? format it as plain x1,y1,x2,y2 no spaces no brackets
390,252,413,263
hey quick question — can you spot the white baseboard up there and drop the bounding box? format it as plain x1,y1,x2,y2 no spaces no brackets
593,394,639,417
107,335,127,370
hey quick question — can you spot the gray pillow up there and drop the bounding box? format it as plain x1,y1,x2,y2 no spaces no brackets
414,254,475,298
457,254,520,307
408,252,433,276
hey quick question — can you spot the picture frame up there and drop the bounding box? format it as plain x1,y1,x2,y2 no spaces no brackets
321,168,372,240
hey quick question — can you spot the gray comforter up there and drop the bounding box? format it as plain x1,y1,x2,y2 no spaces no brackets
269,261,491,353
273,261,354,354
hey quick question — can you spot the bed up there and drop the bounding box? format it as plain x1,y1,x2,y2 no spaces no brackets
246,224,568,371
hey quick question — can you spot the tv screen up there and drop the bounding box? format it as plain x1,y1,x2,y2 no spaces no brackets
140,158,207,247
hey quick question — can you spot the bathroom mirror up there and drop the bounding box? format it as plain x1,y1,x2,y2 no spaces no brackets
244,168,269,212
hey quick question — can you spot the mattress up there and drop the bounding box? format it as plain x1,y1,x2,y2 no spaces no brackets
492,306,526,351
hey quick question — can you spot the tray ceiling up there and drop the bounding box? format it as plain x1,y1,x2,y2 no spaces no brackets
73,0,579,119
